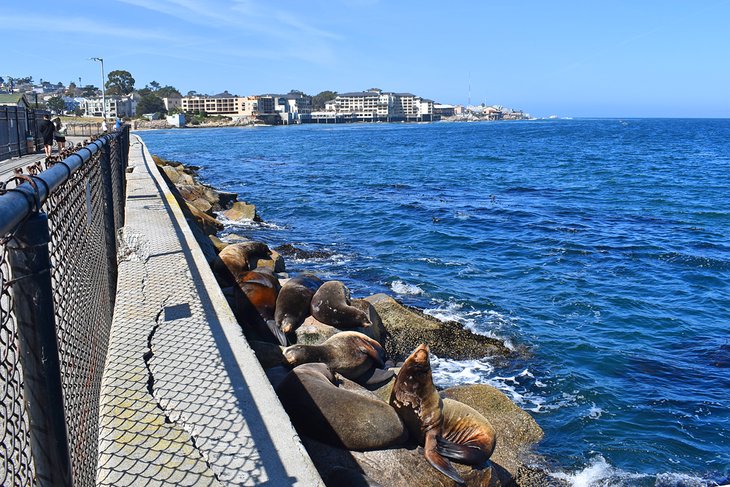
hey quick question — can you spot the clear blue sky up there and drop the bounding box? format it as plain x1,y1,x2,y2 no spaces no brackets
4,0,730,117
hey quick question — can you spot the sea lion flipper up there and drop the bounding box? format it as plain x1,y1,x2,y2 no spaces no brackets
424,431,465,485
436,436,490,465
266,319,288,346
358,338,385,367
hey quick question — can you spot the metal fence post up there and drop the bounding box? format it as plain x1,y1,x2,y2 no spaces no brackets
99,138,118,305
7,211,73,487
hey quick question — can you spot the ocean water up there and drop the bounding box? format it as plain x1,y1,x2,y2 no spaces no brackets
140,119,730,486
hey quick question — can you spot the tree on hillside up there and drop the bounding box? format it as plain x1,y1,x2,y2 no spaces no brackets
65,82,77,96
47,96,66,114
106,70,135,95
156,85,182,98
136,93,166,116
80,84,99,97
312,90,337,110
0,76,4,85
147,80,161,91
137,87,152,96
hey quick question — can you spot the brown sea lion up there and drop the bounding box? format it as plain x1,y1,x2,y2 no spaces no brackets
390,344,497,484
234,268,285,344
310,281,372,329
214,241,271,286
282,331,387,382
275,363,408,450
275,274,324,337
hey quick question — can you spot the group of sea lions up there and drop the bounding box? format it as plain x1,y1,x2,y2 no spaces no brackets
213,241,498,485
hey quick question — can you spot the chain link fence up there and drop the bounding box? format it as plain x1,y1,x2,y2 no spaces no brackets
0,126,129,486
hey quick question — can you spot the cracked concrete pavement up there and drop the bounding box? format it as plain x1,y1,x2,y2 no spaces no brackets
97,135,322,486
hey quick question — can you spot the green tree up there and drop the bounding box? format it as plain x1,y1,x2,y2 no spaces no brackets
106,70,135,95
137,87,153,96
136,93,166,116
147,80,161,91
65,82,77,96
47,96,66,113
80,84,99,97
312,90,337,110
156,85,182,98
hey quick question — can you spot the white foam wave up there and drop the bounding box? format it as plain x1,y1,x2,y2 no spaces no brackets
390,280,424,295
423,301,517,351
217,214,287,230
549,455,713,487
585,403,604,420
550,456,648,487
431,354,495,388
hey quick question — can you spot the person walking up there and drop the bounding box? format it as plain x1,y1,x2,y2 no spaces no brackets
115,117,122,131
38,114,55,157
53,117,67,153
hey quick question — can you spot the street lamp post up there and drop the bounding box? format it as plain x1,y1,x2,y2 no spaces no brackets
90,57,106,121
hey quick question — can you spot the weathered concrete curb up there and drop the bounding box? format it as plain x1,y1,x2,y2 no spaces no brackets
97,134,323,486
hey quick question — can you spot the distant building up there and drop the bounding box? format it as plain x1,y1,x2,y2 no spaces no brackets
162,97,182,112
180,92,239,115
0,93,31,109
434,104,456,117
316,89,435,122
81,95,137,118
166,113,185,127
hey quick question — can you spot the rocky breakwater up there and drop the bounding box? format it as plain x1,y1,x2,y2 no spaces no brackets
154,156,562,487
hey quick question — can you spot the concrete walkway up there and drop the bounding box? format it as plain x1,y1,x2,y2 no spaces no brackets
0,136,89,182
97,135,322,486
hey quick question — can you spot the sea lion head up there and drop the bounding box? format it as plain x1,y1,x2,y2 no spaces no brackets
282,344,310,367
279,314,298,334
404,343,431,372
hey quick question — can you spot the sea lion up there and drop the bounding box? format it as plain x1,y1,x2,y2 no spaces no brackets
390,344,497,484
282,331,388,383
214,241,271,286
310,281,372,329
234,268,286,345
275,274,324,337
275,363,407,450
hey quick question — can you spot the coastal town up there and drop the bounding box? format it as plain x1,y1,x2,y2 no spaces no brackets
0,73,531,128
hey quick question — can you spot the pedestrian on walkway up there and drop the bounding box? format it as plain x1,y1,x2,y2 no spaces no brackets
53,117,67,153
38,114,55,157
115,117,122,131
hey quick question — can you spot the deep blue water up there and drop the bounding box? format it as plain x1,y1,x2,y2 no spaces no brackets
140,119,730,486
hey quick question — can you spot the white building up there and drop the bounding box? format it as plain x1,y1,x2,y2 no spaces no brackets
327,89,434,121
81,95,138,118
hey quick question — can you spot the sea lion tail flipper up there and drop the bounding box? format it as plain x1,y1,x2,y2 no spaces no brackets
425,431,465,485
266,320,288,346
358,339,385,367
436,436,490,465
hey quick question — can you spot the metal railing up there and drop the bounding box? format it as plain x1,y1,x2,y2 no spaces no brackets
0,126,129,487
0,107,49,162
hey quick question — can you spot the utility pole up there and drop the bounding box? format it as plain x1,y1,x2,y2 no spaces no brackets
90,57,106,121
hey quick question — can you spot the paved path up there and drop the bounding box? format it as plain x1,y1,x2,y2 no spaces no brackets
0,136,88,182
97,134,322,486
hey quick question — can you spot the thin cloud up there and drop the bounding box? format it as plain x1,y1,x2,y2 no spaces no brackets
0,14,180,42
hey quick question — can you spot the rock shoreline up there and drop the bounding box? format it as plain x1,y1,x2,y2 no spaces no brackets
153,155,564,487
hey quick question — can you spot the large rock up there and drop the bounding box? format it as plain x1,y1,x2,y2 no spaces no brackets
295,316,340,345
251,248,286,273
441,385,544,478
365,294,514,362
185,201,223,235
161,165,195,185
223,201,260,221
302,437,513,487
295,313,384,346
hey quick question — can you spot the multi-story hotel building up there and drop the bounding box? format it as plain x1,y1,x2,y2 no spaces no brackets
314,89,435,122
180,92,240,115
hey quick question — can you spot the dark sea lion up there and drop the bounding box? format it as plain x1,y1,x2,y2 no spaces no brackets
390,344,497,485
310,280,372,329
275,363,408,450
282,331,387,382
234,268,286,344
214,241,271,286
275,273,324,337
